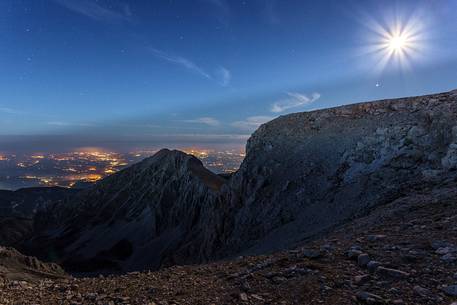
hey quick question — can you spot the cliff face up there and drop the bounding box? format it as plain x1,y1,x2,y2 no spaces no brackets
27,89,457,273
224,89,457,254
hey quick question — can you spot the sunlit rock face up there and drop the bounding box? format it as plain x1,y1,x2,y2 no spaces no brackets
221,89,457,255
26,89,457,273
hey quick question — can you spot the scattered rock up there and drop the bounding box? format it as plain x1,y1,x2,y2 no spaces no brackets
367,261,381,273
358,254,370,267
356,291,385,304
436,247,456,255
239,292,248,301
354,274,370,285
302,249,322,259
413,285,431,297
441,253,457,263
375,267,410,279
443,285,457,296
348,247,363,260
367,235,386,242
431,241,454,250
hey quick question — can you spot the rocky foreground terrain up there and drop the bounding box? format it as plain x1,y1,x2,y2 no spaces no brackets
1,178,457,304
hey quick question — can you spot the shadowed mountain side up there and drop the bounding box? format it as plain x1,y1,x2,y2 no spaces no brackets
26,149,228,273
0,187,79,219
0,187,79,247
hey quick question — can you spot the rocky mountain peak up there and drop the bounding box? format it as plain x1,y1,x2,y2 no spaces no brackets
136,148,226,191
27,149,228,273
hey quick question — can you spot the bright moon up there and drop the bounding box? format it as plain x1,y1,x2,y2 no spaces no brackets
362,12,426,72
389,35,407,51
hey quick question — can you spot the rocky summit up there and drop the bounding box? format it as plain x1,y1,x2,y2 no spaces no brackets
1,89,457,304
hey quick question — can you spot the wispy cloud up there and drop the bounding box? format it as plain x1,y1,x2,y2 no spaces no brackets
215,66,231,86
149,48,231,86
150,48,211,79
0,107,20,115
231,116,275,130
47,121,94,127
181,117,220,127
271,92,320,113
52,0,132,23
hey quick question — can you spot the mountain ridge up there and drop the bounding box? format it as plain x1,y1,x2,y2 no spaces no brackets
12,88,457,275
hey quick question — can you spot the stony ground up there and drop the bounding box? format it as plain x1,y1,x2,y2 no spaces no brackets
1,183,457,305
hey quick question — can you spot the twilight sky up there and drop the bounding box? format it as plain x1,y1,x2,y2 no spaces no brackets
1,0,456,151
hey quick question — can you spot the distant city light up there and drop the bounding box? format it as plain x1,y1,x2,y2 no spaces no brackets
0,148,246,190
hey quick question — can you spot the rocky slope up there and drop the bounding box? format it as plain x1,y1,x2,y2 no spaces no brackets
0,187,78,219
0,187,78,246
1,179,456,304
21,89,457,275
27,149,227,273
0,246,66,283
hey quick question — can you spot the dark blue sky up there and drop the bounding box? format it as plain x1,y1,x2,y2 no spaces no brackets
1,0,456,151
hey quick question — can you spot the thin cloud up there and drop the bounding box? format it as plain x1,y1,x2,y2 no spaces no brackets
150,48,211,79
271,92,320,113
231,116,275,130
181,117,220,127
52,0,132,23
149,48,231,86
0,107,20,115
47,121,94,127
216,66,231,86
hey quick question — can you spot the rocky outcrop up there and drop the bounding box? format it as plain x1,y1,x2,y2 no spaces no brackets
221,89,457,255
24,89,457,273
0,246,66,282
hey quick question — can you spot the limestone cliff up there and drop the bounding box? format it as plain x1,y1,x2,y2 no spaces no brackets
222,89,457,255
